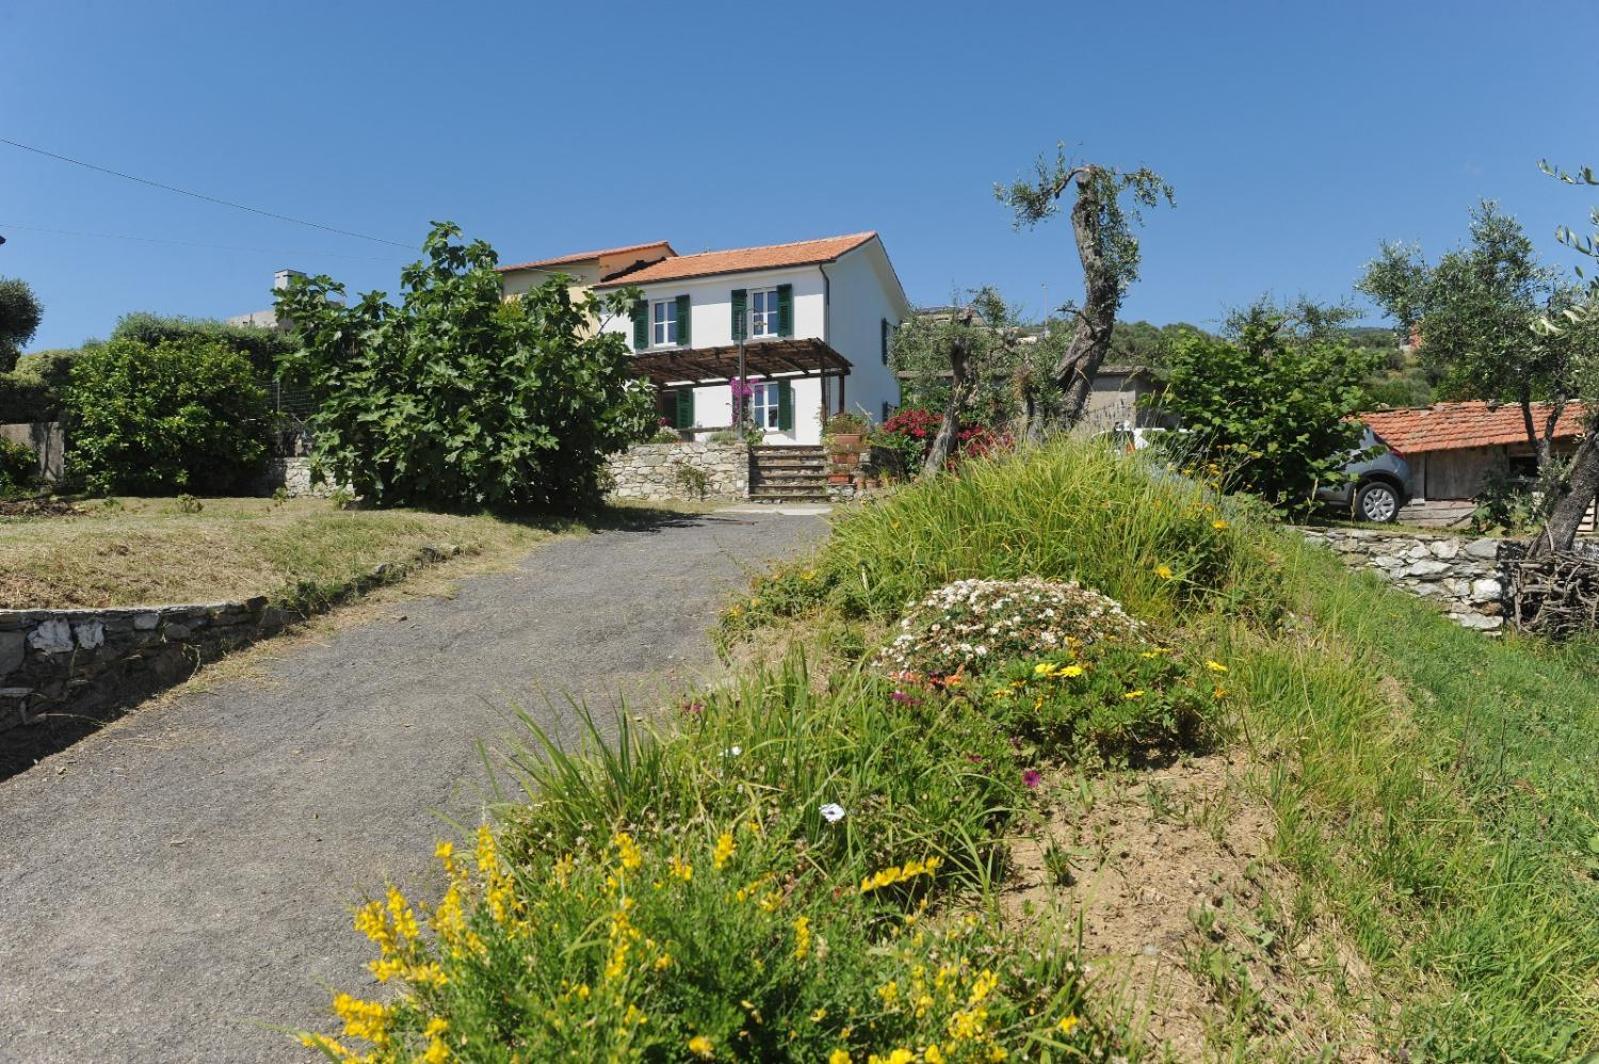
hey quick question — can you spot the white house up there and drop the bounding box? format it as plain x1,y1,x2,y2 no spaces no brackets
501,232,911,446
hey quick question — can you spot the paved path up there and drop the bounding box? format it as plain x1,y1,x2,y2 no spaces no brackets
0,510,825,1063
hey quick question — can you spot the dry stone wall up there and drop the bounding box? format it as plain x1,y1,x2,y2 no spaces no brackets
607,442,749,501
0,599,288,738
1296,526,1507,631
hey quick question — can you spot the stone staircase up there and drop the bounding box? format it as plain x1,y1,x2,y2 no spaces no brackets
749,445,830,503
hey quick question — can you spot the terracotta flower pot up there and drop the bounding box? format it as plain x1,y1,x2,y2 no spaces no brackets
829,433,865,452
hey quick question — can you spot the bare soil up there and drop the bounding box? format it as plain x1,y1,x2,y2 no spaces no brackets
1005,752,1382,1060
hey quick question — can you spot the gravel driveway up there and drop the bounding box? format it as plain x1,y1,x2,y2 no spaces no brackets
0,509,825,1063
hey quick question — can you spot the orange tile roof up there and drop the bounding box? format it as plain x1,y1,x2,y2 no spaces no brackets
592,231,878,288
496,240,674,273
1361,401,1589,455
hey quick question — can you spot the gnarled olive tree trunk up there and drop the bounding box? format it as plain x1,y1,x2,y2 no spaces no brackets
1532,417,1599,556
921,308,975,479
1055,170,1121,427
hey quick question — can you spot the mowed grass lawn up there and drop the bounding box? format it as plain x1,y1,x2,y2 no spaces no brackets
0,496,557,609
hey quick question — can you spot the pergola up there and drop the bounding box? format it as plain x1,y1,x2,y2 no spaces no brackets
629,337,852,405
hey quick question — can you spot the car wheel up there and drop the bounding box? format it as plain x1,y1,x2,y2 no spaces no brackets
1355,481,1399,523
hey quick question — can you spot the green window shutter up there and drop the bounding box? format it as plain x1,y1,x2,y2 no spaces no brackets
675,294,691,347
631,300,648,348
731,289,747,342
777,380,794,431
776,284,794,338
880,318,889,364
675,388,694,429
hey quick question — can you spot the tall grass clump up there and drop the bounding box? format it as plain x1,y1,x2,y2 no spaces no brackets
723,440,1283,638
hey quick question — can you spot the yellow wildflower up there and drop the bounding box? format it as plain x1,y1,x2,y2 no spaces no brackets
552,853,574,887
688,1035,715,1059
1212,518,1229,530
474,823,497,875
1123,689,1145,700
1033,662,1055,677
1057,664,1085,678
1057,1014,1080,1035
1205,660,1229,673
1154,563,1174,580
925,1046,946,1064
867,1050,914,1064
988,1048,1009,1061
386,887,419,941
669,854,693,882
654,952,673,971
829,1051,852,1064
423,1017,450,1064
793,915,812,960
968,968,998,1005
1214,686,1228,699
713,831,736,870
434,840,459,878
810,1007,828,1023
332,992,391,1047
612,832,643,871
877,979,900,1005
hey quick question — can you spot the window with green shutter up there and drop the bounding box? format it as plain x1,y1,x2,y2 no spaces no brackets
674,388,694,429
776,284,794,338
675,294,691,347
731,289,747,342
777,380,794,431
631,300,648,349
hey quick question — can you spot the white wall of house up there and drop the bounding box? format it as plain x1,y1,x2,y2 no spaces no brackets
597,238,910,446
824,239,910,424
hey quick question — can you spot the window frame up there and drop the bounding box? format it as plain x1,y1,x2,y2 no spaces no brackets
651,298,678,348
748,287,780,339
750,381,781,429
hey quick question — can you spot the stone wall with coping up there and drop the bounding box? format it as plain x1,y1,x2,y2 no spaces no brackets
606,442,749,501
0,599,289,738
1296,526,1507,631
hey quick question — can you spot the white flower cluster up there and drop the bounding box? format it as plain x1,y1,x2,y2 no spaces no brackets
875,577,1141,678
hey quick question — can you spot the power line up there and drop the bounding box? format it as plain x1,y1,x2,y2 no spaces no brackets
0,136,417,250
0,220,403,263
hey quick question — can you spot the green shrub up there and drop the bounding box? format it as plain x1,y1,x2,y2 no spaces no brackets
276,223,654,512
64,336,270,495
0,437,38,497
110,311,292,376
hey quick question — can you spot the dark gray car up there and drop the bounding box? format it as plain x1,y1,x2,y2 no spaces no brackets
1316,427,1412,523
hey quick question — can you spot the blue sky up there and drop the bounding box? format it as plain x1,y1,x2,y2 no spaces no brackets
3,0,1597,352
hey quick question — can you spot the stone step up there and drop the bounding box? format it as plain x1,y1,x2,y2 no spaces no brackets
752,461,828,474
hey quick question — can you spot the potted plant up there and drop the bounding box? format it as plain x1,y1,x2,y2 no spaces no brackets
824,412,869,453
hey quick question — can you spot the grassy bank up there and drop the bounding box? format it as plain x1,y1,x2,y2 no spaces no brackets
309,441,1599,1060
0,497,558,609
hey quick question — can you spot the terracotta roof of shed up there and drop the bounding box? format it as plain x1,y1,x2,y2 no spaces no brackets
496,240,675,273
1361,401,1589,455
593,232,878,288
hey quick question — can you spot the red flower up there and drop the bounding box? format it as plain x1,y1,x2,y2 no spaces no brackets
1022,769,1043,790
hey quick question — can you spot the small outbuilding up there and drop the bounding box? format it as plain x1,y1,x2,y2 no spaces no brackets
1361,401,1589,526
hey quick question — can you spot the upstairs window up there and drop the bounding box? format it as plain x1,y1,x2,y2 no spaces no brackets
652,299,678,346
750,288,779,338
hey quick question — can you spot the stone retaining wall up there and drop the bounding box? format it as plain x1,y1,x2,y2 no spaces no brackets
0,599,290,737
1296,526,1507,631
0,543,463,742
257,456,340,498
606,442,749,501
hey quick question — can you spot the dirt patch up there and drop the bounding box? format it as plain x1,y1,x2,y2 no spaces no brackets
0,497,83,519
1006,752,1380,1060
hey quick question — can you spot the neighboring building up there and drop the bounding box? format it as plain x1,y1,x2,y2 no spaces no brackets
497,241,675,308
1361,400,1590,526
226,269,305,331
502,232,911,446
1078,365,1165,435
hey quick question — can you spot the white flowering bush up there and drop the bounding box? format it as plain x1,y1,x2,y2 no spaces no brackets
876,577,1142,679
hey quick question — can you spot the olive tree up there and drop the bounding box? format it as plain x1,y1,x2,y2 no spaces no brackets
996,145,1172,430
0,276,43,373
